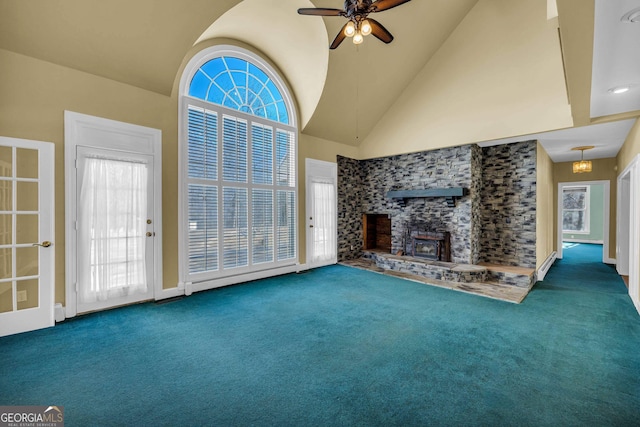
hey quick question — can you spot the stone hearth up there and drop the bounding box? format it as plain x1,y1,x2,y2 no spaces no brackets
342,251,536,304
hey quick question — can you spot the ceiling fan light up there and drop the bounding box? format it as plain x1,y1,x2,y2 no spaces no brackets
344,21,356,37
353,31,364,45
361,19,372,36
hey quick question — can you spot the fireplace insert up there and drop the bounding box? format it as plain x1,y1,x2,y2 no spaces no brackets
410,232,451,262
412,237,440,260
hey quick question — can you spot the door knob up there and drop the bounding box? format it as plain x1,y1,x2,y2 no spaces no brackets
33,241,52,248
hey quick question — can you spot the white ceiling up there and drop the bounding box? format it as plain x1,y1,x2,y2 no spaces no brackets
482,0,640,163
477,119,635,162
591,0,640,118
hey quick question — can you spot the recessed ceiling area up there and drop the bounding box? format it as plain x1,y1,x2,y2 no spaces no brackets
477,119,635,163
591,0,640,118
479,0,640,162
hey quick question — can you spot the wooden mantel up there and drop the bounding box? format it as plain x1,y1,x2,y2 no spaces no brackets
386,187,468,207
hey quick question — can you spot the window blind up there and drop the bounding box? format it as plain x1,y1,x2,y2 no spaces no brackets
184,53,296,281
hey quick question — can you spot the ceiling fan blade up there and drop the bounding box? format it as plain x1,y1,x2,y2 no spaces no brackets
330,24,349,49
298,8,344,16
371,0,412,13
368,18,394,44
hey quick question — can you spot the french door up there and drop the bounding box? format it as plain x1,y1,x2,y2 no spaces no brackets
305,159,337,268
75,147,155,314
0,137,54,337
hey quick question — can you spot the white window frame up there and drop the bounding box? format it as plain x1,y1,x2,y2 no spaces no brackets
178,45,298,295
562,185,590,234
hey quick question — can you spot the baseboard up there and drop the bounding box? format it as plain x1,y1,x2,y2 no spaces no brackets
536,251,557,281
54,303,65,323
604,257,616,265
562,238,604,244
155,287,184,301
187,264,299,294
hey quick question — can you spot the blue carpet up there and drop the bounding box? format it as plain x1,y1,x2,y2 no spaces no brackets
1,243,639,426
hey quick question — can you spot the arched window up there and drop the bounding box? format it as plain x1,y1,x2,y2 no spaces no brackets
189,56,290,125
179,46,297,290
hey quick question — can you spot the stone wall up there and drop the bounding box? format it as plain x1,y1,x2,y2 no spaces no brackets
480,140,537,268
337,155,364,261
338,145,481,264
337,141,537,268
469,144,483,265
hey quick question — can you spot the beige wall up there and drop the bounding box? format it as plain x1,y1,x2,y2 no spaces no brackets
0,47,360,306
357,0,572,159
536,143,555,269
0,48,174,305
297,133,359,264
553,157,618,260
617,118,640,174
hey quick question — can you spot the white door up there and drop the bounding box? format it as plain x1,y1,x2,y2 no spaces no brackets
0,137,54,337
306,159,337,268
75,147,155,314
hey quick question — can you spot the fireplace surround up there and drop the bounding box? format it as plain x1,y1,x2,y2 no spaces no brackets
337,140,538,268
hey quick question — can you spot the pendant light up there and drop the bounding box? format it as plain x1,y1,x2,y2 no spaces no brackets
572,146,594,174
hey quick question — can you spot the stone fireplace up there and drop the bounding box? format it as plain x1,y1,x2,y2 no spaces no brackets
337,140,538,269
362,214,452,262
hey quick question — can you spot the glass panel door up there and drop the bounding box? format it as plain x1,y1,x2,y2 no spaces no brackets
0,138,54,337
305,159,337,269
76,147,154,314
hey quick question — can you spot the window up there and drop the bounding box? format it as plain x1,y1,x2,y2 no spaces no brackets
562,186,590,233
180,46,297,284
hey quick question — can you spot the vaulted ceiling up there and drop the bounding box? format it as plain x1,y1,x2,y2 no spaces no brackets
1,0,639,160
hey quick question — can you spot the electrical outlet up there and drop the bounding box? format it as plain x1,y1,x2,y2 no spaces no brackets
17,290,27,302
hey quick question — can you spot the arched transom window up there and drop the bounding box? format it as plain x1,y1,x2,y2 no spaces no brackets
180,46,297,288
189,56,290,125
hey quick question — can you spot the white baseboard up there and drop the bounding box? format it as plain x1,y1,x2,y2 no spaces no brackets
54,303,65,322
155,287,184,301
604,257,616,265
536,251,557,281
187,264,299,295
562,238,604,244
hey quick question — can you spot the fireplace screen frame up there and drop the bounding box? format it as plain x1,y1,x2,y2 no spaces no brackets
412,237,441,260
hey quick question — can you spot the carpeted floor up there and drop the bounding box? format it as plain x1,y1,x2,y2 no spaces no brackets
1,243,639,426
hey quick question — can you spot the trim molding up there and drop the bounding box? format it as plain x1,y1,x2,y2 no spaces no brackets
64,111,163,318
556,180,610,263
187,265,299,295
562,238,603,244
536,251,557,281
156,287,184,301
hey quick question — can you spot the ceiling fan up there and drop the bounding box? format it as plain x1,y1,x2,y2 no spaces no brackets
298,0,413,49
